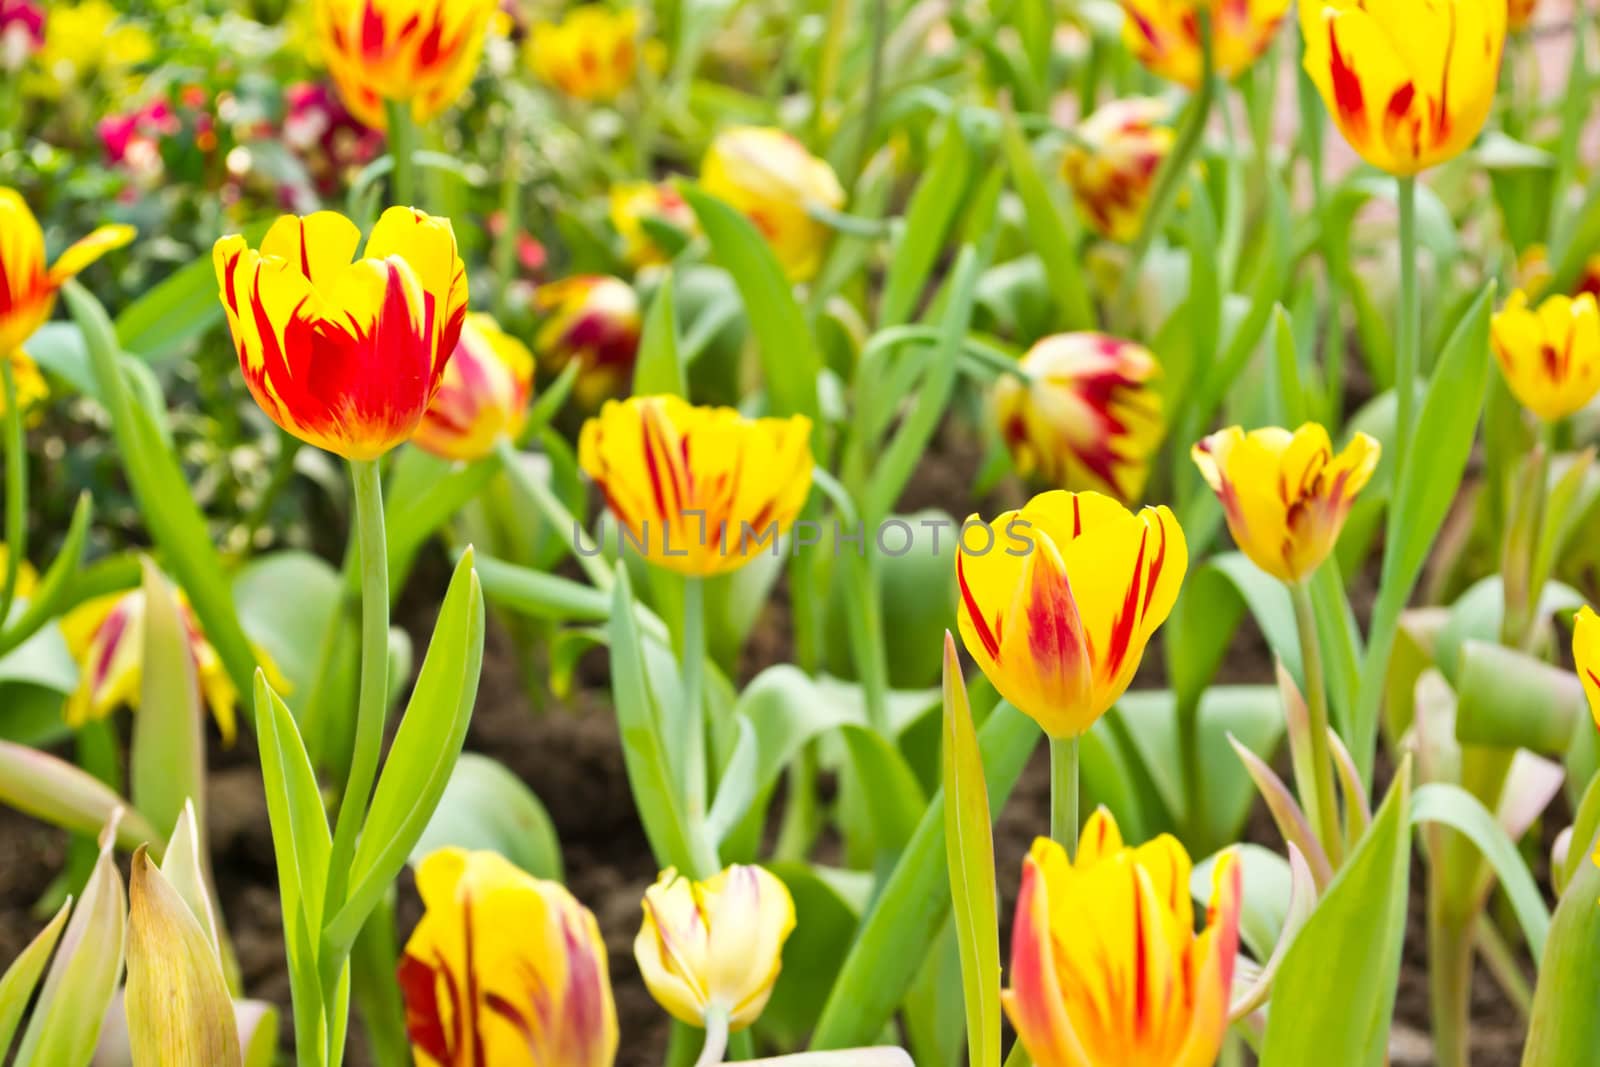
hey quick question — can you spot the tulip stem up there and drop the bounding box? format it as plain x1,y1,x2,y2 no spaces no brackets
695,1006,730,1067
1050,735,1080,856
1394,175,1419,481
0,355,24,631
681,574,708,821
385,100,418,208
1289,581,1343,866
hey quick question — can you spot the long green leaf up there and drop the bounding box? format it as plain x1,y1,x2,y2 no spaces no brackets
0,900,71,1056
880,117,973,328
132,558,206,841
1522,804,1600,1065
0,740,161,852
998,113,1092,331
634,272,686,397
413,752,564,881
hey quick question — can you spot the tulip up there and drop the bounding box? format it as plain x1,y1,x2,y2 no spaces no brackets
634,865,796,1033
314,0,497,130
212,207,468,460
414,312,535,461
609,181,697,269
0,188,134,359
1575,606,1600,731
1192,424,1379,584
993,333,1163,503
1061,98,1174,243
578,395,813,578
528,6,641,102
1490,290,1600,423
1300,0,1505,176
1118,0,1290,88
1004,810,1241,1067
1508,0,1539,32
399,848,618,1067
701,126,845,282
955,491,1187,738
533,275,641,408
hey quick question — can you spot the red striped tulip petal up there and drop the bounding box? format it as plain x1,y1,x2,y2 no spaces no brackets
0,187,134,357
1061,98,1175,244
609,181,698,269
1490,289,1600,423
533,275,641,408
1119,0,1290,88
1575,606,1600,732
528,6,642,102
415,312,535,461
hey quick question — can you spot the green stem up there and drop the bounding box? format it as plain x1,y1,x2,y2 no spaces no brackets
1427,895,1473,1067
1175,697,1206,849
1395,175,1419,479
0,355,24,629
494,436,613,591
1290,581,1344,866
1476,913,1534,1019
681,574,707,821
1050,735,1080,856
384,100,418,207
694,1006,730,1067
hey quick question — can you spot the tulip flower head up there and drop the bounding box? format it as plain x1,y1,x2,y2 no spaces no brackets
1575,606,1600,732
1119,0,1291,88
701,126,845,282
956,491,1187,738
0,188,134,358
414,312,535,461
578,395,813,577
1005,810,1241,1067
634,865,796,1032
528,6,642,102
993,333,1163,503
1192,423,1379,584
315,0,498,129
609,181,697,269
1300,0,1506,176
399,848,618,1067
213,208,468,460
1491,290,1600,423
533,275,641,407
1062,98,1174,243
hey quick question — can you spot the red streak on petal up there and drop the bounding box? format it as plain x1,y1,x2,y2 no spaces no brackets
956,551,1002,660
397,954,452,1064
1105,526,1150,678
1327,23,1368,141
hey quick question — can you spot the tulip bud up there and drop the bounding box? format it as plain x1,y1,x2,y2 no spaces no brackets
993,332,1163,503
634,865,796,1032
1118,0,1289,88
1,187,134,358
1191,423,1380,584
1491,290,1600,423
528,6,642,102
414,312,536,461
534,275,642,408
700,126,845,282
1061,98,1174,243
609,181,697,269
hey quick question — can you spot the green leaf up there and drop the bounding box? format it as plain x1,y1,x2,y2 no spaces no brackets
0,899,71,1057
840,725,926,857
1260,759,1413,1067
232,552,344,701
475,553,615,623
115,221,271,363
756,863,867,1047
634,272,686,397
999,113,1092,331
1523,803,1600,1064
880,117,973,328
0,740,161,852
0,492,92,658
1453,639,1586,754
412,753,563,881
132,559,206,841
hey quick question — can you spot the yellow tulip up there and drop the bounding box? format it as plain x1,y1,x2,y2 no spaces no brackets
315,0,497,130
528,6,641,102
634,865,796,1032
1491,290,1600,423
1508,0,1539,31
533,275,641,408
1061,98,1174,244
0,187,134,358
701,126,845,282
1575,606,1600,732
578,396,813,578
414,312,535,461
993,332,1163,503
1191,424,1379,584
1300,0,1505,176
398,849,619,1067
955,491,1187,738
609,181,698,269
1118,0,1291,88
1004,810,1242,1067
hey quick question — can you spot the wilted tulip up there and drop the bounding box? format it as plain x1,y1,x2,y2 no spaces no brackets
314,0,497,129
1575,606,1600,730
1118,0,1290,88
0,187,134,358
634,865,796,1032
528,6,642,102
1061,98,1174,243
1192,423,1380,584
993,332,1163,503
609,181,697,269
956,491,1187,738
578,395,813,577
701,126,845,282
1300,0,1505,176
534,275,641,407
1491,290,1600,423
398,848,619,1067
414,312,535,461
213,208,468,460
1005,810,1241,1067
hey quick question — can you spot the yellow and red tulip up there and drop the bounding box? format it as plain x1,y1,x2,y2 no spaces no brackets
528,6,642,102
0,187,134,358
1004,810,1241,1067
398,848,619,1067
993,333,1163,503
955,491,1187,738
700,126,845,283
213,207,468,461
1491,290,1600,423
1192,423,1380,584
634,864,796,1032
609,181,697,269
533,275,641,408
578,395,813,578
314,0,497,130
1300,0,1506,176
1575,606,1600,731
1118,0,1290,88
414,312,535,461
1061,98,1174,244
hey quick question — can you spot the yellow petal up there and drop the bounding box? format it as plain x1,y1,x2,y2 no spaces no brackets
259,212,362,288
46,223,136,287
1575,606,1600,730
